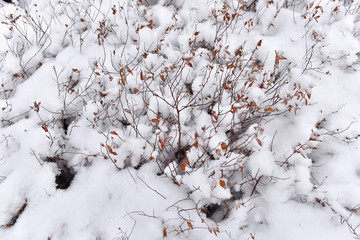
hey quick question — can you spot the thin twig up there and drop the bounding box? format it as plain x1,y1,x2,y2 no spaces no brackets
136,174,167,199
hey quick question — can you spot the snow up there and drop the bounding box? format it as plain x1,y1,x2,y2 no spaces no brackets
1,0,360,239
247,149,276,176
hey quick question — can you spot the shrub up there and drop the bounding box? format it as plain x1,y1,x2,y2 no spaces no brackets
1,0,360,238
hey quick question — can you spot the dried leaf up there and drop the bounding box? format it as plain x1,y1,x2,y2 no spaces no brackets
215,149,221,156
315,5,323,12
110,131,118,136
126,66,132,74
33,101,41,112
163,228,167,238
187,221,193,229
159,138,165,149
221,142,228,150
219,179,226,188
107,145,118,155
181,164,186,171
275,51,287,68
264,106,272,112
185,158,190,166
151,119,160,123
42,125,49,132
256,137,263,146
121,74,126,86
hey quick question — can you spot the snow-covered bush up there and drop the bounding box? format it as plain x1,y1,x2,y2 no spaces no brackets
1,0,360,239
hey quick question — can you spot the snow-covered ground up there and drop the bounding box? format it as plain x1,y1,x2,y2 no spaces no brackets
0,0,360,239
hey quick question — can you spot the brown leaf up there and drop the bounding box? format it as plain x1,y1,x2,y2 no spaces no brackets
221,142,228,150
215,149,221,156
256,137,263,146
187,221,193,229
107,145,118,155
275,51,287,69
163,228,167,238
33,101,41,112
219,179,226,188
120,75,126,86
185,62,193,68
159,138,165,149
42,125,48,132
110,131,118,136
185,158,190,166
126,66,132,74
151,119,160,123
181,164,186,171
264,106,272,112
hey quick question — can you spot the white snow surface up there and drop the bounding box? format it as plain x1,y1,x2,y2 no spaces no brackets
0,0,360,239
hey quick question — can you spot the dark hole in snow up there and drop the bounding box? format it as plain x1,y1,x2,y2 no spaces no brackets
207,151,215,160
61,116,76,135
46,156,75,190
55,167,75,189
134,158,147,170
120,119,130,126
230,189,243,200
202,203,228,221
124,158,132,168
185,83,193,95
202,204,220,218
175,145,191,161
5,201,27,228
244,0,257,12
3,0,12,3
143,0,158,7
240,148,252,157
175,149,185,161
